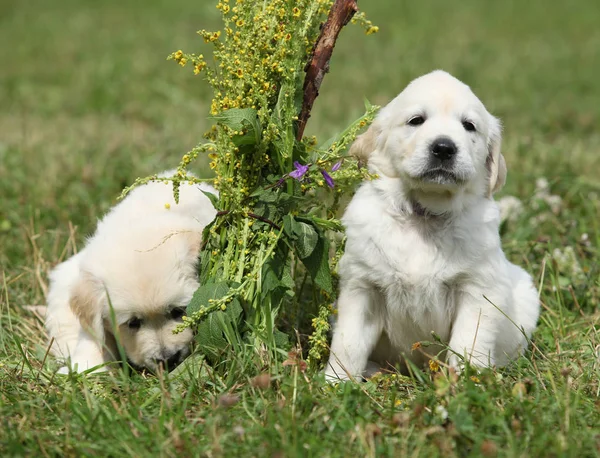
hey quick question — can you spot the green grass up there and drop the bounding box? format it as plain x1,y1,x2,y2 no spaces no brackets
1,0,600,456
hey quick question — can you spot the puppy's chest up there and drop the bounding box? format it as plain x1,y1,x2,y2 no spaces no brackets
359,219,476,314
374,221,470,279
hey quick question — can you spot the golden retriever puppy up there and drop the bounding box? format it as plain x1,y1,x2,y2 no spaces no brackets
325,71,540,381
46,173,217,373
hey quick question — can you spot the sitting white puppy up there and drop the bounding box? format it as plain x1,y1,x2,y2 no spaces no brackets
325,71,540,381
46,173,217,373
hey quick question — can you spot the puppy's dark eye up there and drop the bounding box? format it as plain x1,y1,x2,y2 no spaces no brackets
170,307,186,321
128,317,142,330
407,116,425,126
462,121,476,132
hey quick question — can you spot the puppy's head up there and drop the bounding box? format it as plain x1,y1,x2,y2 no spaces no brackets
351,70,506,203
70,221,200,372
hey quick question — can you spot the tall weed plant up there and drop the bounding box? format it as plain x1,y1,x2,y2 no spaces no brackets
122,0,378,368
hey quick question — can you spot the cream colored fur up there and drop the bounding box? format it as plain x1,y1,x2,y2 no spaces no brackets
46,172,217,373
325,71,540,381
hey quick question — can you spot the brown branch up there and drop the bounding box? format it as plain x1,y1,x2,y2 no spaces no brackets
296,0,359,141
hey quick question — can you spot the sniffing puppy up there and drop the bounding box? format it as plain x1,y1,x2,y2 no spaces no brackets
325,71,540,381
46,173,217,373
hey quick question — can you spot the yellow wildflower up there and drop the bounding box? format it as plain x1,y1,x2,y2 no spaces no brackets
292,7,301,17
429,360,440,372
194,61,206,75
366,26,379,35
164,203,171,210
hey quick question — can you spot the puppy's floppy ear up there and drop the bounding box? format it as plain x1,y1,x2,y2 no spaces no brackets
486,115,507,196
69,271,105,339
349,122,382,164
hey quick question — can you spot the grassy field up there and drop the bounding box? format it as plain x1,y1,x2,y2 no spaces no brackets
1,0,600,456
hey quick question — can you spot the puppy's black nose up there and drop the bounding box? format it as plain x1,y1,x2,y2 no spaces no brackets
155,350,182,370
431,137,457,161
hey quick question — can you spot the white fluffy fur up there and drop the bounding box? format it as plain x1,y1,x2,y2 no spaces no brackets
325,71,540,381
46,172,217,373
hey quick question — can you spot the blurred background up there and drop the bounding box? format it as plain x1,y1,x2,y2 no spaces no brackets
1,0,599,304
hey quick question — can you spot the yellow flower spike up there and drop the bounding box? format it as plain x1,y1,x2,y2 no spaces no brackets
194,62,206,75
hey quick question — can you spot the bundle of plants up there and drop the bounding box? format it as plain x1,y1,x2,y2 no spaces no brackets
123,0,378,369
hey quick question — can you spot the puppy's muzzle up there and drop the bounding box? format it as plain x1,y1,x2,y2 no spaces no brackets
154,350,183,371
419,136,461,184
430,136,457,162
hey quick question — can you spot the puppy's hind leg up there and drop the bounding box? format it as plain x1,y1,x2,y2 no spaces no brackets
510,264,540,340
493,264,540,365
325,286,383,382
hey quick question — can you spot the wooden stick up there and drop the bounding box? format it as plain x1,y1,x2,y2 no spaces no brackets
296,0,358,141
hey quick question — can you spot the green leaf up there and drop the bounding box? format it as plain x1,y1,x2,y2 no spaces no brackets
283,214,299,239
273,329,290,349
188,282,244,361
253,189,301,222
209,108,261,146
200,189,219,210
261,242,289,300
298,229,333,293
187,282,230,315
195,312,228,360
292,221,318,259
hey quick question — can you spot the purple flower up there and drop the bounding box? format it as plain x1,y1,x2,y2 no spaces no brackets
321,169,335,188
331,160,342,172
289,161,310,180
